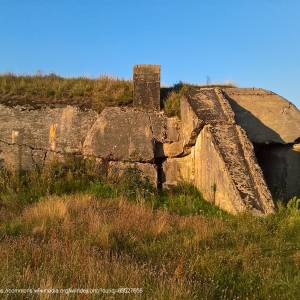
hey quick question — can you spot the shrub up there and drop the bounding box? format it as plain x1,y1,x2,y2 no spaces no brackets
163,83,189,118
164,91,181,117
114,167,156,201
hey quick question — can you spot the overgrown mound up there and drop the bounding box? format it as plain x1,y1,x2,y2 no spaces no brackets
0,74,235,116
0,74,133,111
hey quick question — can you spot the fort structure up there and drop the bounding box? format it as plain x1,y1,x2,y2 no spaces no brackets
0,65,299,215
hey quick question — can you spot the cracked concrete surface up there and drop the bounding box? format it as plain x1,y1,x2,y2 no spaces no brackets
223,88,300,201
0,84,299,215
163,88,275,215
223,88,300,144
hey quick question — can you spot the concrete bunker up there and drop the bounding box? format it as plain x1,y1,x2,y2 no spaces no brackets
223,88,300,201
0,65,299,215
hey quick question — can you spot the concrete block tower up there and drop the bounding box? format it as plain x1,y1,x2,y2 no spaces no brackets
133,64,160,110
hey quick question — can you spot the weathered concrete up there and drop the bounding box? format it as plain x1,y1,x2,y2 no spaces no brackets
0,104,98,170
166,117,181,143
163,141,184,158
222,88,300,199
163,88,275,215
163,151,195,187
195,125,274,214
193,125,248,213
83,107,155,162
1,66,299,215
180,94,204,152
224,88,300,144
0,141,46,171
83,107,175,162
133,64,160,111
254,144,300,200
0,101,181,189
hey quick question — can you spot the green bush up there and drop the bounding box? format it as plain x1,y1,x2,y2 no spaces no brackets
114,167,156,200
163,83,189,118
164,91,181,117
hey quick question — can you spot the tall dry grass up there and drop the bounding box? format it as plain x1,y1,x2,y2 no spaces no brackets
0,74,238,119
0,73,133,112
0,193,299,299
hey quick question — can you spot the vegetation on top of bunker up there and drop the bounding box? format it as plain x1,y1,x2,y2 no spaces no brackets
0,73,236,117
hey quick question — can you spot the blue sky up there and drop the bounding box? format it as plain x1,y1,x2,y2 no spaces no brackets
0,0,299,107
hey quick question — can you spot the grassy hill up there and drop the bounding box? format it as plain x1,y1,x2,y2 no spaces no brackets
0,162,299,299
0,74,133,112
0,74,236,118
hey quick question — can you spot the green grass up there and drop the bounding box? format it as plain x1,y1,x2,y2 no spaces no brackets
162,83,188,118
162,82,236,118
0,74,236,116
0,73,133,112
0,161,299,299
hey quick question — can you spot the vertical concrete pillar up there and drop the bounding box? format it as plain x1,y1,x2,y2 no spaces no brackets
133,64,161,110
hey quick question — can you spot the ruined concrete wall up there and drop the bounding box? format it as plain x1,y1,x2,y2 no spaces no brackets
224,88,300,200
162,88,275,215
193,126,245,213
82,106,179,186
0,102,180,187
0,65,186,196
83,107,156,162
0,104,98,170
1,79,298,215
163,152,195,187
224,88,300,144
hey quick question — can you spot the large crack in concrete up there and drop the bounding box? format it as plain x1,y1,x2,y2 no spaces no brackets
180,87,274,214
